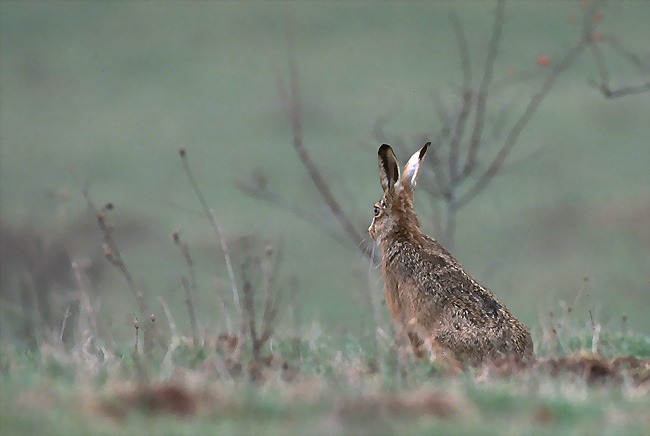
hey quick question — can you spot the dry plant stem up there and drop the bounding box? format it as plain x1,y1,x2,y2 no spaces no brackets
134,315,139,355
24,276,43,332
158,297,180,351
214,281,233,334
59,304,72,344
173,231,199,347
181,277,199,348
283,10,369,258
79,184,158,352
18,277,41,348
257,286,285,348
258,247,283,347
367,247,388,357
265,250,289,346
241,267,260,364
241,251,286,367
161,342,181,379
71,260,104,344
130,329,149,383
179,151,243,325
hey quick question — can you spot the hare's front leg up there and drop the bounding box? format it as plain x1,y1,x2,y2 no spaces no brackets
425,336,464,373
407,331,426,359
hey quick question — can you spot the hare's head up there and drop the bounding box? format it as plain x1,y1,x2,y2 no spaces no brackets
368,143,429,244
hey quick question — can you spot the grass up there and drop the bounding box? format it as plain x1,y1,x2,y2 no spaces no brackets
1,322,649,435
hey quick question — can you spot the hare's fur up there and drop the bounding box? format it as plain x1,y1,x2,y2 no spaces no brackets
369,143,533,366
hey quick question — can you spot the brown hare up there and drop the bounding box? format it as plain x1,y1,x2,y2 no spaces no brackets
368,143,534,367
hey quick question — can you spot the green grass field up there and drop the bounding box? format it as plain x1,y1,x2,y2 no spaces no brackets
1,1,649,434
1,323,649,435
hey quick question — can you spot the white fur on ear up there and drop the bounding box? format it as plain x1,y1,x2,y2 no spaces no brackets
402,142,429,189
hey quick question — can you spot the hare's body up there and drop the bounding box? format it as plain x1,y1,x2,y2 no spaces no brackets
369,143,533,366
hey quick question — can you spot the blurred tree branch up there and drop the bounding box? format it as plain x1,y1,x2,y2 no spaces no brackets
242,0,649,256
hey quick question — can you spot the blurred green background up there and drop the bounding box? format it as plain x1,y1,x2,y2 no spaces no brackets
1,1,649,343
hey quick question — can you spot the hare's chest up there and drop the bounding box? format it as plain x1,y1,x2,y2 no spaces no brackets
382,264,416,323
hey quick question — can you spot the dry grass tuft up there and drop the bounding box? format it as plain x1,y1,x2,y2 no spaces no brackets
539,352,650,387
99,382,198,420
335,388,461,421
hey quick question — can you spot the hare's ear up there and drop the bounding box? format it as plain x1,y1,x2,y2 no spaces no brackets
378,144,400,193
401,142,430,190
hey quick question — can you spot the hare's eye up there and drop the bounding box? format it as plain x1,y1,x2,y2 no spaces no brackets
373,205,381,217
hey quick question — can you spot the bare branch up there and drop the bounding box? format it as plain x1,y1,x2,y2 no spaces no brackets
457,38,590,209
589,39,611,88
447,11,473,183
462,0,505,180
236,179,353,251
598,81,650,98
430,90,454,139
601,34,647,69
282,10,369,258
418,130,452,200
589,34,650,99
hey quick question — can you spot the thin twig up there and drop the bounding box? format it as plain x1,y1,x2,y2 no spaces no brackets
588,33,650,99
133,314,140,355
213,279,233,334
71,260,103,345
257,285,287,349
457,1,606,208
241,260,259,364
282,9,368,257
447,11,473,184
429,91,453,141
457,38,590,209
20,274,44,347
259,245,275,340
236,179,353,251
59,304,72,344
179,148,243,327
181,277,199,347
598,81,650,98
462,0,505,179
157,296,178,339
172,230,199,348
601,34,647,69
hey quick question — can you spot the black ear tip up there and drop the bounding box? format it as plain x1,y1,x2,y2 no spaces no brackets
378,144,392,155
420,142,430,158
